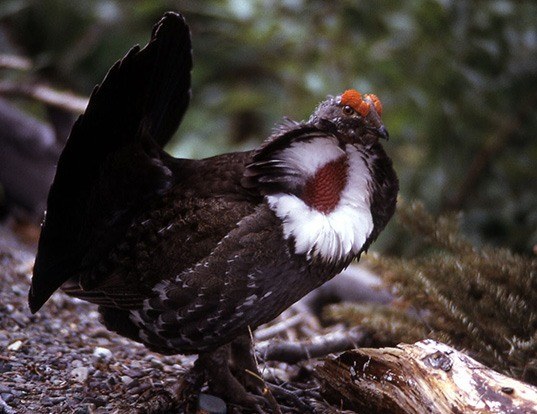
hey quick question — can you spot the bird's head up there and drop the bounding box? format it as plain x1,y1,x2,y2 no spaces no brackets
309,89,388,148
243,89,398,266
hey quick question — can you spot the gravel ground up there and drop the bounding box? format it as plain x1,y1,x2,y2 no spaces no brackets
0,224,336,414
0,224,204,413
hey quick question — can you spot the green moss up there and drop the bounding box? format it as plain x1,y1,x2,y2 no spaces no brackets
330,199,537,384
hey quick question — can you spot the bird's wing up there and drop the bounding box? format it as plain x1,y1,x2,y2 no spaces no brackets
60,189,259,310
30,12,193,313
132,204,319,353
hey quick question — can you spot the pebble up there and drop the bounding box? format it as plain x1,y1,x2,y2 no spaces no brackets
198,393,227,414
71,367,89,383
10,311,29,327
41,397,53,407
123,368,142,378
84,396,107,407
7,340,23,351
121,375,134,385
73,404,94,414
0,362,13,373
127,382,151,396
1,393,13,403
93,347,113,360
148,357,164,369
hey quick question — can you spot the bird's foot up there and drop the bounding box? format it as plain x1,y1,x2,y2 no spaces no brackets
140,388,180,414
140,361,205,413
198,341,281,414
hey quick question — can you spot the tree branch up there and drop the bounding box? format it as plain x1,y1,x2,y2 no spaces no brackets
0,80,87,113
256,328,370,364
0,54,32,71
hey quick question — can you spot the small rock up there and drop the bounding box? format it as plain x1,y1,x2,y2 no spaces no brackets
0,362,13,373
41,397,53,407
123,368,142,378
150,359,164,369
128,382,151,396
72,404,93,414
121,375,134,385
1,393,14,403
10,311,29,327
93,347,112,360
7,340,22,351
71,367,89,383
198,393,227,414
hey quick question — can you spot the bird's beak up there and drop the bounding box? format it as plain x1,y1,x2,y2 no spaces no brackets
378,125,389,140
363,103,389,140
366,124,389,141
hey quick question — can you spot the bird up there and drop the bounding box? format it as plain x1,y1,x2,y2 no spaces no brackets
29,11,398,410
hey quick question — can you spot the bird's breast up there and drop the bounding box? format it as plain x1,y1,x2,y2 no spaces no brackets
267,144,374,264
302,155,348,213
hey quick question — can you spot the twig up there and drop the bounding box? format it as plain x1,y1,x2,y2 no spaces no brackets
0,54,32,71
255,313,306,341
0,80,88,113
266,383,315,413
256,328,369,364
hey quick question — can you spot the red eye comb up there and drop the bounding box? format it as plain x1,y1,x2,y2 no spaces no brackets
341,89,383,117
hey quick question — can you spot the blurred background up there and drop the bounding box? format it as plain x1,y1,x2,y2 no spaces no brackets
0,0,536,255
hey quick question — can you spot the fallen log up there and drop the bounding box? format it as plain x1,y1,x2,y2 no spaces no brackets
314,339,537,414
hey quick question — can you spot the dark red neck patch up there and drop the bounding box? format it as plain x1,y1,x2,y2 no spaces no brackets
302,156,348,214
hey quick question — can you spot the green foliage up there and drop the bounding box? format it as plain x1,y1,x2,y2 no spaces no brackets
1,0,536,251
329,200,537,384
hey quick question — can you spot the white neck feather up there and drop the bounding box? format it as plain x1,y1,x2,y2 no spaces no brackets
266,139,374,264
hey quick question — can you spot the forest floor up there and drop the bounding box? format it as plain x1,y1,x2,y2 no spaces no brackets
0,222,371,414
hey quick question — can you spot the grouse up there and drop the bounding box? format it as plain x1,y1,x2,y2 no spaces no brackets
29,11,398,409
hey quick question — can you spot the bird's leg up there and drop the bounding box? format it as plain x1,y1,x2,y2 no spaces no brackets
230,334,265,391
231,335,314,413
231,334,281,413
197,344,267,409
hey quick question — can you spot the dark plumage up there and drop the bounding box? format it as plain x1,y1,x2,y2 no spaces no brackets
29,12,398,408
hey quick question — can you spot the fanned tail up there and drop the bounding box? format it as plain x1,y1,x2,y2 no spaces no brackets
30,12,192,313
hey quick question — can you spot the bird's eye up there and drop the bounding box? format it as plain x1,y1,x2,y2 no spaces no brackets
342,105,354,115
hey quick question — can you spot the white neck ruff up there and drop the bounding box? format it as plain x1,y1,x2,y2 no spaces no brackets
266,139,374,264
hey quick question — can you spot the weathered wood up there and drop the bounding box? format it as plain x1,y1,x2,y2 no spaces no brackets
314,339,537,414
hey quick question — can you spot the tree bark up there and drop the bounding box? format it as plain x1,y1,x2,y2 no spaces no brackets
314,339,537,414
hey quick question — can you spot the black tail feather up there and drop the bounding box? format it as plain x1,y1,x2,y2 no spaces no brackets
98,306,144,344
30,12,192,313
